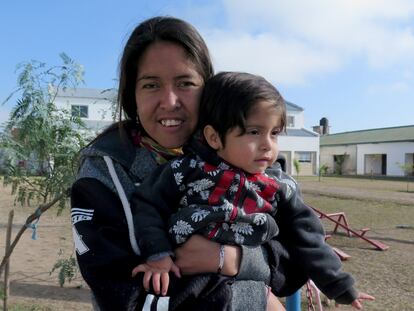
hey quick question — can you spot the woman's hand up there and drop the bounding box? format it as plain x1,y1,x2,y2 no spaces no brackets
174,235,241,276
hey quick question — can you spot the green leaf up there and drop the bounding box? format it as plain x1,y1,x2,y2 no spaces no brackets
2,54,87,208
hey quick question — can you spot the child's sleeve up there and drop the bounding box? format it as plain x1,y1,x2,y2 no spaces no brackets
273,171,358,304
131,161,182,260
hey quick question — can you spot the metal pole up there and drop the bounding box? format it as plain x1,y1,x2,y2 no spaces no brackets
286,289,301,311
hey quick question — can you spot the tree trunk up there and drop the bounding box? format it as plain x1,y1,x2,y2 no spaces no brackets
3,210,14,311
0,192,67,277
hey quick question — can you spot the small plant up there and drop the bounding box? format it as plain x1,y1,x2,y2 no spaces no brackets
318,164,329,182
396,162,414,192
293,159,301,179
50,255,78,287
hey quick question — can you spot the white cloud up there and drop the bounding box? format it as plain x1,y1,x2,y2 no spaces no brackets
206,31,339,85
389,81,411,92
367,79,413,95
202,0,414,85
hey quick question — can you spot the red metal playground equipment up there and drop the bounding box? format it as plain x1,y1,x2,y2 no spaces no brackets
309,205,389,251
296,205,389,311
286,204,388,311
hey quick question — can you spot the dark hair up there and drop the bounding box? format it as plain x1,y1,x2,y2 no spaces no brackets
85,17,213,148
198,72,286,145
118,16,214,123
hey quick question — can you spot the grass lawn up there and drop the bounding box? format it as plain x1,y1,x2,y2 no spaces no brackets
294,176,414,311
0,176,413,311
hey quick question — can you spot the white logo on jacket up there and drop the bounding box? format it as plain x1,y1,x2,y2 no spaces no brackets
71,208,93,224
72,226,89,255
71,208,93,255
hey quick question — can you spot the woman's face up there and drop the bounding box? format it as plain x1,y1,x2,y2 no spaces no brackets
135,41,204,148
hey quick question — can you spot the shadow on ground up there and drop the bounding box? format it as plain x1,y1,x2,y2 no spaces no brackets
6,281,91,303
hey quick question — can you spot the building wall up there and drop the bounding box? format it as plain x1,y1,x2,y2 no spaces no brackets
279,135,320,175
287,110,304,129
294,151,317,175
55,96,115,122
321,142,414,176
278,151,292,174
364,154,383,175
320,145,357,174
54,91,115,134
405,153,414,175
356,142,414,176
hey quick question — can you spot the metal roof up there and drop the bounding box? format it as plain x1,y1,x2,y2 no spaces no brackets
320,125,414,146
285,101,304,112
283,128,319,137
56,87,117,100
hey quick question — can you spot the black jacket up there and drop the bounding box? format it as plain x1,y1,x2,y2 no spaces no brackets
71,125,357,310
132,136,358,303
132,138,281,259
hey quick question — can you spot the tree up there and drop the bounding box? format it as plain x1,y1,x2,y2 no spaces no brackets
0,53,86,277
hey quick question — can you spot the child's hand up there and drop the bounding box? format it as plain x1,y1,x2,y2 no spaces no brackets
348,292,375,310
131,256,181,296
266,290,285,311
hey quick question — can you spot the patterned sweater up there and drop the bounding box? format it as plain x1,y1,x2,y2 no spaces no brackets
132,136,358,305
132,137,295,258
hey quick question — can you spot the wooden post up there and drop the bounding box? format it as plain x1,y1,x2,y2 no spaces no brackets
3,210,14,311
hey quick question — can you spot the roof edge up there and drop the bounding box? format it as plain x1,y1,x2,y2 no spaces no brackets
321,139,414,146
328,124,414,136
285,100,304,111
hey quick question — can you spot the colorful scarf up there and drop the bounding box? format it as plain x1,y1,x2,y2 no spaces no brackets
131,129,183,165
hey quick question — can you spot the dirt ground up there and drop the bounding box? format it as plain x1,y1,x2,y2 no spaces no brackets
0,177,413,310
299,177,414,311
0,185,92,311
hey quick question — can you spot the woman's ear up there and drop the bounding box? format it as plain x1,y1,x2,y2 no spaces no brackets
203,125,223,150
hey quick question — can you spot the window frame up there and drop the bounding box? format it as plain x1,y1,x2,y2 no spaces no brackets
287,115,295,128
296,151,312,163
71,105,89,118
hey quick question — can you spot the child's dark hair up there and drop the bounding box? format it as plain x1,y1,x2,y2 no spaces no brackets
198,71,286,145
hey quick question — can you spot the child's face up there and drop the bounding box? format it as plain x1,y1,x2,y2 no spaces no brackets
216,100,282,174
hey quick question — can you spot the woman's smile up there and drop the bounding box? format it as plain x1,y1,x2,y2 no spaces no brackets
160,119,183,127
135,41,203,148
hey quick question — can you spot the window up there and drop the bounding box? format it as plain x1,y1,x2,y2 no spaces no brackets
71,105,88,118
287,115,295,128
297,152,311,163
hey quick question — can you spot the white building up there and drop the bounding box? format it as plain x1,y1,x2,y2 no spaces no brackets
319,125,414,177
55,88,320,175
278,102,320,175
54,88,117,136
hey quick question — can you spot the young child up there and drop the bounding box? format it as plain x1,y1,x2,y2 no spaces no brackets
131,72,374,309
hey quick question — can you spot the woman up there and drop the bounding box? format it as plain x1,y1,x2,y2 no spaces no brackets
71,16,297,310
